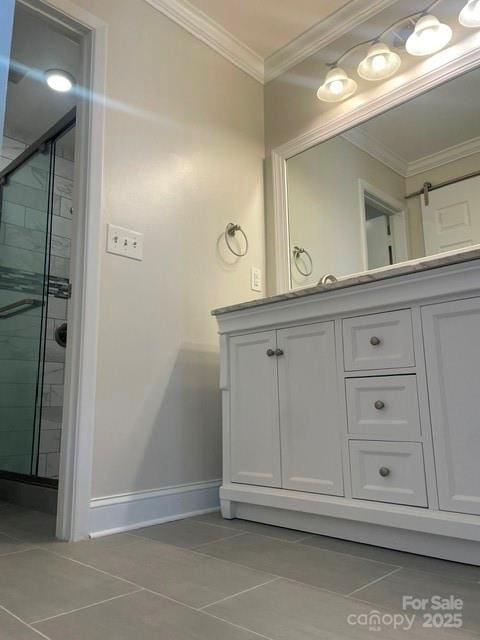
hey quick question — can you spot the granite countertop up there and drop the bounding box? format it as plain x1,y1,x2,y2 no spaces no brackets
212,248,480,316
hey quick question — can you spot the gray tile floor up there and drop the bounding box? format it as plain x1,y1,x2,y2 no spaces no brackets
1,500,479,639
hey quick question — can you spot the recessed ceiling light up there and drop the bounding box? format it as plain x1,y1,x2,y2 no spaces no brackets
45,69,75,93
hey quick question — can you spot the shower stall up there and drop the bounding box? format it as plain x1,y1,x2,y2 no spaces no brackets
0,109,75,502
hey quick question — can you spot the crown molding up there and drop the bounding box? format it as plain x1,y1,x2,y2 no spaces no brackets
406,135,480,177
342,128,409,176
143,0,264,83
264,0,399,83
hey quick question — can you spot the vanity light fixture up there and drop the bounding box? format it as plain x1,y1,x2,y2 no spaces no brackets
317,67,358,102
45,69,75,93
357,42,401,81
405,14,453,55
459,0,480,27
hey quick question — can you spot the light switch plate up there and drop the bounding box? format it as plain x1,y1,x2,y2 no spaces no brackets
107,224,144,261
251,267,262,292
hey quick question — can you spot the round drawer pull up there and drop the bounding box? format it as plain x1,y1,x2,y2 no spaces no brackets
370,336,381,346
379,466,391,477
266,349,275,357
374,400,385,410
275,349,284,357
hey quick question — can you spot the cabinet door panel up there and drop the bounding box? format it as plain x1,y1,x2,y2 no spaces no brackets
229,331,281,487
422,298,480,515
277,322,344,495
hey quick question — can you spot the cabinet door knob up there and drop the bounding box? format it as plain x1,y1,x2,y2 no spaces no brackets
266,349,275,357
275,349,284,357
370,336,381,346
374,400,385,410
379,466,391,477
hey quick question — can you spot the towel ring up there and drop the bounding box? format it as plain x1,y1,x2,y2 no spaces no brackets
225,223,249,257
293,246,313,277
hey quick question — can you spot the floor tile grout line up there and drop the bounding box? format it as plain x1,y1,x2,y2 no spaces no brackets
30,589,145,625
129,530,247,548
346,566,404,597
198,577,282,611
292,539,404,569
0,604,52,640
190,517,309,544
200,608,277,640
0,547,38,558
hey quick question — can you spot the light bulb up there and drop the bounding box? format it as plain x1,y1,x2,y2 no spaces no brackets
371,54,387,71
45,69,75,93
317,67,357,102
357,43,401,81
329,79,344,95
459,0,480,27
406,14,453,56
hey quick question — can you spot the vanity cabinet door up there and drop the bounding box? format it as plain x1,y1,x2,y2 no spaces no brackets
422,299,480,515
229,331,281,487
277,322,344,496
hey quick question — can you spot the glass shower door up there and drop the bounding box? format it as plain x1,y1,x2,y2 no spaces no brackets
0,145,52,476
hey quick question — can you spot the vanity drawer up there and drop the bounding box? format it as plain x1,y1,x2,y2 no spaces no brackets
346,375,421,440
349,441,427,507
343,310,415,371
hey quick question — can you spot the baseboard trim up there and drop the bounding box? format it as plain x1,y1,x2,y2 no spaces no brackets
89,479,221,537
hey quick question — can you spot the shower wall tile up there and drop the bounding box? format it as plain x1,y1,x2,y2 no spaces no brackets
0,383,37,408
52,215,72,239
3,224,46,253
53,175,73,199
47,297,67,319
0,316,43,340
0,455,31,474
54,156,74,181
0,408,35,431
39,428,61,454
1,136,27,160
0,429,33,456
11,163,49,191
60,197,73,219
51,235,71,259
0,245,45,274
1,202,25,227
0,336,39,361
50,256,70,279
44,363,64,385
0,361,39,383
24,207,48,232
3,182,48,211
44,340,66,364
41,406,63,430
45,451,60,478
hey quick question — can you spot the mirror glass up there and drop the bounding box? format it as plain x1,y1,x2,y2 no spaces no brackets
287,66,480,288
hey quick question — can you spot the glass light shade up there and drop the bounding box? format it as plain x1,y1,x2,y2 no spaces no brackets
357,42,402,81
45,69,75,93
459,0,480,27
406,15,453,56
317,67,358,102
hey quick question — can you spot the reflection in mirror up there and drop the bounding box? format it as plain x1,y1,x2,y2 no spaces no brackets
287,65,480,289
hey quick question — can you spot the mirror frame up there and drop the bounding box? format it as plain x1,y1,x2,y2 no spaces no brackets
272,34,480,294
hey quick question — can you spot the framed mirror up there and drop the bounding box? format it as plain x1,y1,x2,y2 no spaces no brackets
283,64,480,290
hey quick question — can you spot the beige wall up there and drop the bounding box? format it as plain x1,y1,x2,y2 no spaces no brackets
288,137,405,286
70,0,265,498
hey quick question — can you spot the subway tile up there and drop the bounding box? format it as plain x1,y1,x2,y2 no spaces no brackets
0,336,39,361
10,164,49,191
40,406,63,425
1,201,25,226
0,383,37,408
49,384,64,406
45,452,60,478
2,183,48,211
44,362,64,385
1,137,27,160
24,207,48,232
44,339,66,363
0,315,43,340
47,297,67,319
0,455,31,474
60,197,73,219
0,407,35,431
37,453,47,477
53,175,74,199
39,428,61,454
0,360,39,383
54,156,74,180
0,429,33,456
50,255,70,278
51,234,71,258
0,244,45,273
3,223,46,253
52,214,72,239
52,194,61,215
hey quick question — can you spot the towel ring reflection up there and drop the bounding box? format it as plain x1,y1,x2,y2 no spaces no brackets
225,223,249,257
293,246,313,277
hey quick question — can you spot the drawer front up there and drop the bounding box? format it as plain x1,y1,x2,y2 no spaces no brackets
349,441,427,507
343,310,415,371
346,376,421,440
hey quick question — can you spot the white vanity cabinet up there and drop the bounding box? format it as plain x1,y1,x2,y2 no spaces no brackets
229,322,344,496
422,297,480,516
216,261,480,564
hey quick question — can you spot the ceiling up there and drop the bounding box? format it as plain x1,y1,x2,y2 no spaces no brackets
353,67,480,169
186,0,353,59
4,4,80,150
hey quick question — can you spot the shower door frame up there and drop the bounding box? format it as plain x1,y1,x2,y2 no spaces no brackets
16,0,108,541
